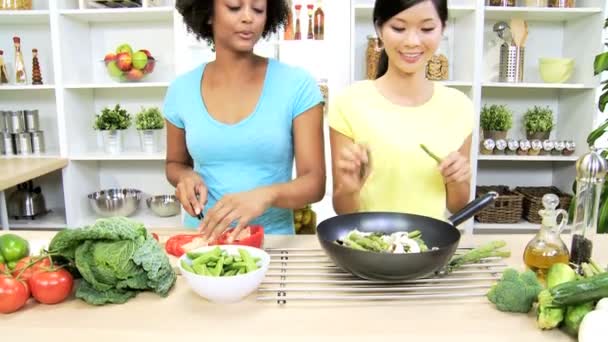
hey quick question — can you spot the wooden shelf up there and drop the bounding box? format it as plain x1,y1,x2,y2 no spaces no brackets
59,7,174,23
484,7,603,22
0,10,50,24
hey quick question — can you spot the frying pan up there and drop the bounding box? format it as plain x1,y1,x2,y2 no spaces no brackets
316,192,498,281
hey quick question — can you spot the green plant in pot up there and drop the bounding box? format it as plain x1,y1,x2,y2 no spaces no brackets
480,104,513,140
135,106,164,153
93,104,132,154
523,106,554,140
567,17,608,234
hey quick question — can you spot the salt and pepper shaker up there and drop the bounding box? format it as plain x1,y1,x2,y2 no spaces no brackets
518,139,531,155
506,139,519,155
530,139,542,156
481,139,495,155
570,148,608,266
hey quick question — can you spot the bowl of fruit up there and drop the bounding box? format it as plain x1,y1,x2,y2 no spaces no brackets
103,43,156,82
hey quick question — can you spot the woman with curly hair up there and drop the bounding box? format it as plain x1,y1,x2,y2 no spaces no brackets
164,0,325,241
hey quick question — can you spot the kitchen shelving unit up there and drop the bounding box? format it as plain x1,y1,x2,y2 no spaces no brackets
0,0,606,233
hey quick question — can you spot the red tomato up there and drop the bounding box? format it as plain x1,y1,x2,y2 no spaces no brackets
0,275,29,314
214,225,264,248
165,234,199,257
12,256,51,283
0,263,7,274
30,268,73,304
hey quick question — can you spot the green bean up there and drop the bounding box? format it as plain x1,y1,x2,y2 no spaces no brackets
181,260,194,274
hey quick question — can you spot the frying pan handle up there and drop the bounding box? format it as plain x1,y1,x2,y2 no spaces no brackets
448,191,499,227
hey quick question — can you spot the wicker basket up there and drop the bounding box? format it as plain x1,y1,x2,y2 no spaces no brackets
475,186,524,223
514,186,573,224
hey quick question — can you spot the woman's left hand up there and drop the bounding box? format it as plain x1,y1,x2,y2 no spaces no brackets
198,188,275,242
438,151,470,185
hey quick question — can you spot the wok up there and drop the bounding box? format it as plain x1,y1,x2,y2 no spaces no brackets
316,192,498,281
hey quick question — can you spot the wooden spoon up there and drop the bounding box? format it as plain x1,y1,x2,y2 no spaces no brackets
510,18,527,47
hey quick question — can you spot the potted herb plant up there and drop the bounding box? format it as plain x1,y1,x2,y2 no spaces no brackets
480,104,513,140
523,105,554,140
135,106,164,153
93,104,132,154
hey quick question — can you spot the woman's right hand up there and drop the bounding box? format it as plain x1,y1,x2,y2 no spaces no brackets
336,143,370,195
175,171,207,217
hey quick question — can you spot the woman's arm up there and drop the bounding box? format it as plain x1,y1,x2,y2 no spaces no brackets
443,134,472,213
266,103,326,208
165,121,207,216
330,128,363,214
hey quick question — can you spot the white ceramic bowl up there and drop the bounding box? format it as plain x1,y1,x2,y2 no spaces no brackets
178,245,270,304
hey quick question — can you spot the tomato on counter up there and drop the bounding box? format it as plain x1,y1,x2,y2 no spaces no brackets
30,268,73,305
0,275,30,314
11,256,51,284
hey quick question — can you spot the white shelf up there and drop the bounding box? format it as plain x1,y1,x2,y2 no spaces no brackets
70,151,165,161
59,7,174,23
474,221,539,231
440,81,473,87
0,10,50,24
63,82,169,89
477,155,579,162
8,209,67,229
354,4,475,19
0,152,63,160
482,82,593,89
0,85,55,91
484,7,603,21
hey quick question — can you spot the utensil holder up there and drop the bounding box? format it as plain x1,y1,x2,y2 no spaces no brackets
499,44,524,83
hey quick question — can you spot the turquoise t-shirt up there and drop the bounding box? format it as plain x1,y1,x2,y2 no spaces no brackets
163,58,323,234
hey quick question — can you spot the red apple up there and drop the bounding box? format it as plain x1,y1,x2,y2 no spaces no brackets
126,68,144,81
104,52,116,66
143,57,156,74
116,52,132,72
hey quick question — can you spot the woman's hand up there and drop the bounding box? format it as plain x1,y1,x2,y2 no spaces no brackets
335,143,370,195
438,151,470,185
198,188,275,242
175,171,207,217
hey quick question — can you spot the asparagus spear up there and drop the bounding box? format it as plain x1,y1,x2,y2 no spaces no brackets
447,240,510,272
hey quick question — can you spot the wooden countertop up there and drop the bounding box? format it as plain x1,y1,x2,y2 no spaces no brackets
0,158,68,191
3,230,606,341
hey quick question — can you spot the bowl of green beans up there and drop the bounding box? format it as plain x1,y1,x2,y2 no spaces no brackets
178,245,270,303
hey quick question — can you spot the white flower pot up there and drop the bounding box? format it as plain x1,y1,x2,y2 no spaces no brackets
139,129,162,153
101,130,124,154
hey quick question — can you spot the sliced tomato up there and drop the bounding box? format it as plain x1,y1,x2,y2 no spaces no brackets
164,234,200,257
213,225,264,249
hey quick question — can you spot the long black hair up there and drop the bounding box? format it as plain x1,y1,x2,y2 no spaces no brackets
373,0,448,79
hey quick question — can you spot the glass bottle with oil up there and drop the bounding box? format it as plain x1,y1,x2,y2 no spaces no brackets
523,193,570,280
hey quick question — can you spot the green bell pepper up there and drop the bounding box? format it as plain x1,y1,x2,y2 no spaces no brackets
0,234,29,266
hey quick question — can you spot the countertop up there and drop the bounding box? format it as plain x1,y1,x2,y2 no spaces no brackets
0,157,68,191
3,230,606,341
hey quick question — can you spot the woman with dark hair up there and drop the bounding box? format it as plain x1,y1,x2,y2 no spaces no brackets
329,0,474,222
164,0,326,241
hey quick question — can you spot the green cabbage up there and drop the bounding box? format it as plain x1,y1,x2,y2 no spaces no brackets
49,217,176,305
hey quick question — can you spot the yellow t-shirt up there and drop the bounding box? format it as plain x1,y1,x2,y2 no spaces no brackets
328,80,474,221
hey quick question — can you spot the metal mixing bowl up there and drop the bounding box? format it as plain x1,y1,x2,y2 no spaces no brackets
88,188,142,217
147,195,180,217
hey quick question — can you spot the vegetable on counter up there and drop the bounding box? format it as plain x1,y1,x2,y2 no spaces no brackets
0,275,29,314
487,268,543,313
448,240,510,273
181,247,261,277
48,217,176,305
578,298,608,342
0,234,30,269
537,262,577,330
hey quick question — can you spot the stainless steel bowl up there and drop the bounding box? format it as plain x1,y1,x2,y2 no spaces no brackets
146,195,180,217
88,188,142,217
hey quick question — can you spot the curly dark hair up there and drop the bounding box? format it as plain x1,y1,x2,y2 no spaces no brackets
176,0,290,47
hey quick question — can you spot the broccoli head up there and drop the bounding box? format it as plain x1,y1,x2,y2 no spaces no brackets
536,289,564,330
487,268,543,313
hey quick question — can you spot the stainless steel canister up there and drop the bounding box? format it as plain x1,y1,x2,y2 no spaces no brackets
24,109,39,132
9,110,25,134
31,130,45,154
2,132,14,155
16,132,32,155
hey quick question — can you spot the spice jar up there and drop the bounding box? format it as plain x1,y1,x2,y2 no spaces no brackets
542,140,554,155
366,35,383,80
488,0,515,6
563,141,576,156
529,140,542,156
480,139,495,155
0,0,32,10
518,139,531,156
549,0,575,8
506,139,519,155
494,139,507,155
570,148,608,266
553,141,565,155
